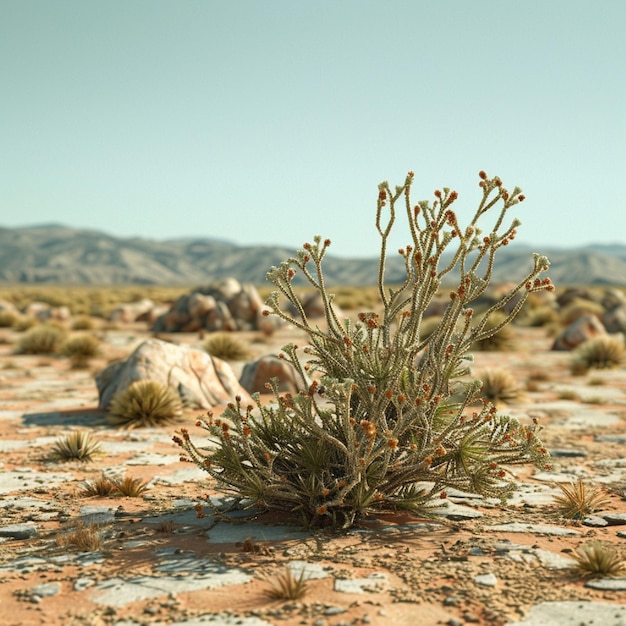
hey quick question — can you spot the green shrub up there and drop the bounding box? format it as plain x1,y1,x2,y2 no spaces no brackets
203,332,251,361
108,380,184,429
16,324,67,354
175,171,553,529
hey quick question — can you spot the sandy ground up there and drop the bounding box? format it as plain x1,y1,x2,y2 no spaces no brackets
1,321,626,626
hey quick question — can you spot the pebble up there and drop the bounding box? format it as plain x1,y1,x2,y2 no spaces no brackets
474,573,498,587
585,578,626,591
548,448,588,457
324,607,347,616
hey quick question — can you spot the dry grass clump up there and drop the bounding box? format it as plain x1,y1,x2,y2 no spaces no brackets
471,312,517,351
113,475,150,497
553,478,611,519
71,315,95,330
263,567,309,600
203,332,251,361
571,541,626,578
57,523,104,552
477,368,524,406
572,335,626,373
108,380,184,429
524,305,559,327
80,474,117,497
62,333,101,368
16,324,67,354
0,310,18,328
49,431,103,463
80,473,150,497
13,316,37,332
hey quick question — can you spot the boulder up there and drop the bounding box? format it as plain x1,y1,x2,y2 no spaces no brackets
551,314,607,351
151,278,280,333
240,355,310,394
110,299,156,324
96,338,250,410
601,303,626,334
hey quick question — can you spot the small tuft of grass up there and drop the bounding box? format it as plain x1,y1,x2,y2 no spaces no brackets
263,567,309,601
553,478,611,519
80,474,117,497
154,520,176,534
108,380,184,429
203,332,251,361
571,541,626,578
49,431,102,463
477,368,523,406
112,475,150,497
472,312,517,352
57,523,103,552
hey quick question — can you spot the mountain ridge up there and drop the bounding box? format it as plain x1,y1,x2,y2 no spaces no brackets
1,224,625,286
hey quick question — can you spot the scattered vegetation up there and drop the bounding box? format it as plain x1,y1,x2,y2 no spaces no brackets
176,171,553,529
49,431,103,463
16,324,67,354
477,367,524,406
572,335,626,372
570,541,626,578
263,567,309,601
203,332,251,361
524,305,559,327
559,299,604,326
108,380,184,429
553,478,611,519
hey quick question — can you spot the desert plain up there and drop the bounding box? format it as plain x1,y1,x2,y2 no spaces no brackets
1,285,626,626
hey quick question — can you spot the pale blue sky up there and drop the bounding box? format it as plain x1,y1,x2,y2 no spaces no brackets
1,1,624,257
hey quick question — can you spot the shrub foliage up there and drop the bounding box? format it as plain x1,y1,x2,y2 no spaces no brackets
176,171,554,528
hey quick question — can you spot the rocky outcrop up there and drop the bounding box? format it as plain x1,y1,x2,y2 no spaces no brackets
151,279,279,334
96,338,250,410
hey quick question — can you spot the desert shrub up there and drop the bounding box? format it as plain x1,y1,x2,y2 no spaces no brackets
524,305,559,327
108,380,184,429
49,431,102,462
71,315,95,330
471,311,517,351
62,333,101,368
16,324,67,354
176,171,553,529
13,316,37,332
572,335,626,372
112,475,150,497
203,333,251,361
477,367,523,406
263,567,309,600
57,523,104,551
0,310,18,328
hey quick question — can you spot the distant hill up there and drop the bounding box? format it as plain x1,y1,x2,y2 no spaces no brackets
1,224,625,286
